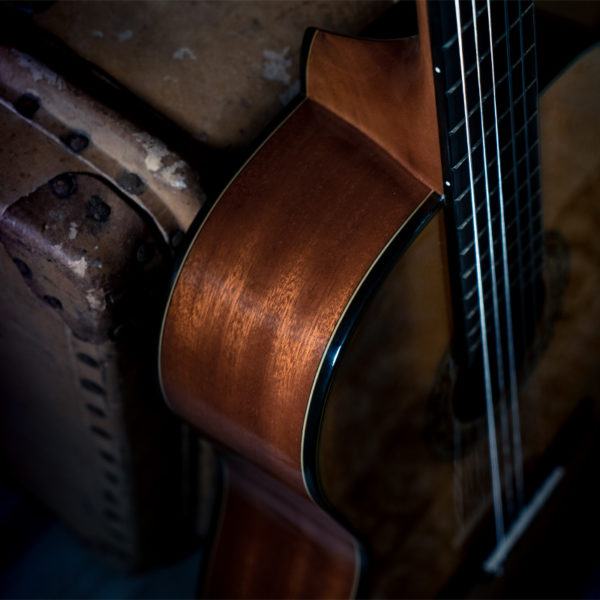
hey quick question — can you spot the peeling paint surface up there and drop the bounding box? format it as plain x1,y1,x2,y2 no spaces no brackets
262,47,292,84
69,256,88,278
13,49,66,90
86,289,105,311
133,132,168,172
160,160,187,189
132,132,188,190
51,244,88,278
68,222,78,240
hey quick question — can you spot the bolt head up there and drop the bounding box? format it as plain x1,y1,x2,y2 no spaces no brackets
62,131,90,153
86,195,111,223
50,173,78,198
14,93,40,119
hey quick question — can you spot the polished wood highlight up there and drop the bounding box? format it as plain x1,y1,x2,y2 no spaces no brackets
160,96,432,596
160,99,430,495
204,455,359,599
305,0,442,193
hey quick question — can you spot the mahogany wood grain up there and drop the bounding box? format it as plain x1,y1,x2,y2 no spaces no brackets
305,0,442,193
204,455,360,599
160,95,432,596
160,99,431,495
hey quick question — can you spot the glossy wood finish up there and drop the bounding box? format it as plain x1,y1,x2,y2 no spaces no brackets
204,455,359,599
306,1,442,193
160,99,430,495
159,44,435,593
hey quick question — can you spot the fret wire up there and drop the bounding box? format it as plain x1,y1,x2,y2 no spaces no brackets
442,2,532,51
446,41,535,97
452,129,539,184
471,218,543,257
449,93,537,169
464,259,544,325
461,210,543,275
460,237,543,300
462,225,544,287
452,158,540,213
442,6,485,50
498,79,536,123
463,262,545,330
448,71,506,121
448,76,536,146
456,0,505,544
457,211,543,259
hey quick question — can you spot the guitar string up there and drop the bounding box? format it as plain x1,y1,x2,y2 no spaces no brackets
503,1,528,376
486,0,525,510
454,0,505,543
527,0,545,369
470,0,515,518
518,1,541,350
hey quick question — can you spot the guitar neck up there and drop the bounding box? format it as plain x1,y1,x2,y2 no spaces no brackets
428,0,543,375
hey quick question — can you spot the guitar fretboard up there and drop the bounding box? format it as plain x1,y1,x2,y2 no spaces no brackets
429,0,543,385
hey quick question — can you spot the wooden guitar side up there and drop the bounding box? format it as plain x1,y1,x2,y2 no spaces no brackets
159,13,600,600
159,24,441,595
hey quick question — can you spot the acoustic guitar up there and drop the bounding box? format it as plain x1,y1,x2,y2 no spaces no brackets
159,1,600,597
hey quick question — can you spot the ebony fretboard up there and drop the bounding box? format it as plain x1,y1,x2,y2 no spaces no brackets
429,0,543,388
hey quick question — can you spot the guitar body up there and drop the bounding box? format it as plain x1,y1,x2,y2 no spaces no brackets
161,94,435,598
159,5,600,597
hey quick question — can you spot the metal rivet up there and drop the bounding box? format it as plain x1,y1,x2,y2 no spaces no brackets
86,403,106,418
91,425,112,439
13,258,32,278
136,242,154,263
43,295,63,310
81,378,106,395
50,173,78,199
14,93,40,119
77,353,99,368
100,450,116,464
117,171,146,195
86,195,111,223
61,131,90,153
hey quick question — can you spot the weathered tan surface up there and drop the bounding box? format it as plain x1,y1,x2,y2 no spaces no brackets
0,170,189,569
0,47,204,242
33,1,391,150
0,50,207,569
